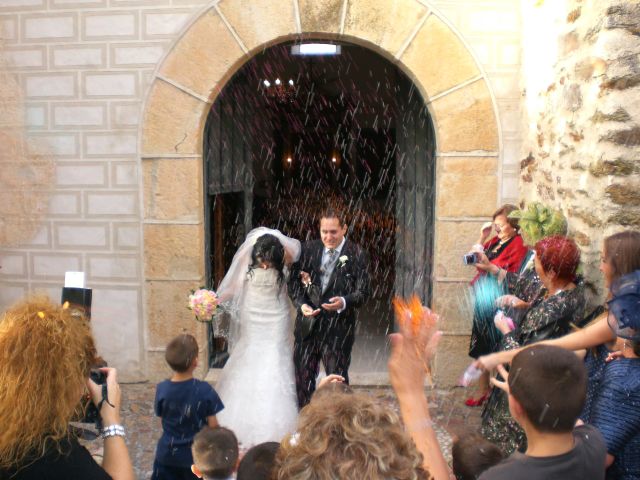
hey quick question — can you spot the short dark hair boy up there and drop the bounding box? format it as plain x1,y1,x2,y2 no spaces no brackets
191,427,239,480
479,344,606,480
165,333,199,372
452,434,503,480
236,441,279,480
152,334,224,480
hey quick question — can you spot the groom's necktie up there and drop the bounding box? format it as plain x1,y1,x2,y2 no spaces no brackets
321,248,338,293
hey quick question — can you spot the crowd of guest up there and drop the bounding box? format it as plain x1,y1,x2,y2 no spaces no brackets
0,202,638,480
466,204,640,479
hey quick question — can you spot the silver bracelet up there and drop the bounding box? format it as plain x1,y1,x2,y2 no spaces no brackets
101,424,125,439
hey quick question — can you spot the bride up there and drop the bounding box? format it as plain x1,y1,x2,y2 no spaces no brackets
214,227,300,448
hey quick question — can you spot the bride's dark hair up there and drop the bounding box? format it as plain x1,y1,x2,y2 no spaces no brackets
249,233,286,288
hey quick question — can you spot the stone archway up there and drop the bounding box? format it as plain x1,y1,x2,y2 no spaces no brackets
140,0,500,384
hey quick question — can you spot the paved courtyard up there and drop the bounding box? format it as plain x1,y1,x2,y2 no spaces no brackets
84,382,482,478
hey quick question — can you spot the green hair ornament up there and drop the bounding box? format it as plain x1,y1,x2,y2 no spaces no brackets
508,202,568,246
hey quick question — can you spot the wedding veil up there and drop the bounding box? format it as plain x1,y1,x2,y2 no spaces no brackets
216,227,301,350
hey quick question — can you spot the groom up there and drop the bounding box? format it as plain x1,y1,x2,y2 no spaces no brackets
288,208,370,408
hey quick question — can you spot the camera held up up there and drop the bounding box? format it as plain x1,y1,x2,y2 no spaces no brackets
84,368,107,428
462,252,481,265
61,272,107,429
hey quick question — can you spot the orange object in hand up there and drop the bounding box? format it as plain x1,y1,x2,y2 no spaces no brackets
392,294,424,335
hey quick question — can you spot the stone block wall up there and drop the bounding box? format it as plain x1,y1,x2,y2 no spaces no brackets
0,0,525,384
0,0,210,381
519,0,640,297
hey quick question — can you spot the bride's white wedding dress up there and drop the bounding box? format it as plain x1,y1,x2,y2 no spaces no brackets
215,267,298,448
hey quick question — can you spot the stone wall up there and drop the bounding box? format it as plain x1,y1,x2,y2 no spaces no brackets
0,0,212,381
519,0,640,298
0,0,525,384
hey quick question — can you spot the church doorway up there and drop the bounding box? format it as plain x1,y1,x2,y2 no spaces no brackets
203,41,435,379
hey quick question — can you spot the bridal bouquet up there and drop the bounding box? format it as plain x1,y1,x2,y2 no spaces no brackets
188,288,221,322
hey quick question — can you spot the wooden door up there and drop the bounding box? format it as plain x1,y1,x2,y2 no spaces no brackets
395,79,436,304
204,71,254,288
204,72,254,368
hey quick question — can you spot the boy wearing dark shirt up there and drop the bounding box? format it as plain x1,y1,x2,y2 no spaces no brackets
152,334,224,480
479,344,607,480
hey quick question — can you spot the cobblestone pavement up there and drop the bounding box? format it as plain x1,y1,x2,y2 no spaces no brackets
86,382,482,479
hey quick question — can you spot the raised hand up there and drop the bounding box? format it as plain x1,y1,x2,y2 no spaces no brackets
388,299,449,480
477,221,494,244
317,374,345,389
389,299,442,395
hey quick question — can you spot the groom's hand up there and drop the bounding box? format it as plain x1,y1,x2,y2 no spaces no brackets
300,271,312,286
321,297,345,311
301,304,321,317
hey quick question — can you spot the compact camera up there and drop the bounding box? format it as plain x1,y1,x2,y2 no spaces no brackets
84,369,107,427
462,252,481,265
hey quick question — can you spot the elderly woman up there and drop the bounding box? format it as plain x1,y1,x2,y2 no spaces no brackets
480,235,585,454
465,204,567,410
466,204,528,406
0,296,134,480
479,202,569,329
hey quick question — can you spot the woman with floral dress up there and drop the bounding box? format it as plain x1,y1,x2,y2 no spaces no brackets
480,235,586,455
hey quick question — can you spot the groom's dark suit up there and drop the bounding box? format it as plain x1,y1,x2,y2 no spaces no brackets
288,238,370,408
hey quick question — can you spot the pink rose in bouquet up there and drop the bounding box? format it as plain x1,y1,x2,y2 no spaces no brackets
188,288,220,322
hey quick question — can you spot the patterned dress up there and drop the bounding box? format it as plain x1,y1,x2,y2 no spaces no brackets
582,345,640,480
481,282,586,455
501,250,543,327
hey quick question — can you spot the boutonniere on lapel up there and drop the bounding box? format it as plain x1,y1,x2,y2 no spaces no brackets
338,255,349,268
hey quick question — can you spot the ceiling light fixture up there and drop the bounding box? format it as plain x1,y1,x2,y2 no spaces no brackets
291,43,341,56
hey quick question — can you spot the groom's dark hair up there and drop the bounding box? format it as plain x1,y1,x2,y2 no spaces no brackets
320,207,346,226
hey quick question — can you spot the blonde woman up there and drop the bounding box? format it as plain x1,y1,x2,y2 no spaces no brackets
0,296,134,480
275,389,429,480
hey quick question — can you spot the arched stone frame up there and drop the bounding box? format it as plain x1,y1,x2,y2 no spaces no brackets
140,0,501,383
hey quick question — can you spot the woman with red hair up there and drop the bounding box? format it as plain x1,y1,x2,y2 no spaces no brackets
481,235,586,454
